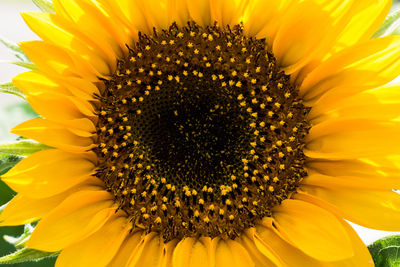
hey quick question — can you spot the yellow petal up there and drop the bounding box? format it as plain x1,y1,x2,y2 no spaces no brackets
210,0,248,27
20,41,77,76
293,193,374,267
289,0,392,83
53,0,120,65
42,118,95,138
11,118,95,153
186,0,212,27
13,71,70,95
305,120,400,159
127,232,164,267
106,231,144,267
26,190,114,251
272,1,335,74
99,0,149,35
55,75,100,101
215,239,254,267
137,0,171,30
172,238,195,267
307,157,400,179
308,85,400,124
80,0,133,55
0,180,103,226
301,171,400,190
240,228,284,267
2,149,95,198
332,219,374,267
243,0,290,39
272,199,353,261
22,12,110,79
255,223,323,267
334,0,391,51
12,70,99,100
0,193,66,226
162,240,179,267
188,239,211,267
168,0,191,27
173,237,215,267
300,36,400,103
56,215,131,267
26,92,95,124
299,185,400,231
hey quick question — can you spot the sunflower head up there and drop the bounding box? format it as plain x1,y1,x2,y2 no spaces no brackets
1,0,400,266
94,21,311,241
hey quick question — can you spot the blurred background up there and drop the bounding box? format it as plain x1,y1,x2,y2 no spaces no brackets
0,0,400,266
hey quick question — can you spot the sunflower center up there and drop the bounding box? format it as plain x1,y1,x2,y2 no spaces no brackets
94,22,310,241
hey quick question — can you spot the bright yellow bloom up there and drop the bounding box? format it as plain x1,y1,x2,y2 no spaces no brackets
1,0,400,266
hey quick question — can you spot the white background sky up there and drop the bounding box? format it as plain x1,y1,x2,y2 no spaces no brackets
0,0,400,246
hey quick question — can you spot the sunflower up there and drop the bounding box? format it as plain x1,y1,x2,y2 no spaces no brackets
1,0,400,266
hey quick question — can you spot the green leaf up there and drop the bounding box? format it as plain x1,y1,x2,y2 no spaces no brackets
0,37,29,62
9,62,38,70
0,248,58,264
3,224,35,249
32,0,55,13
0,155,23,176
0,83,24,100
0,141,50,157
373,9,400,37
368,235,400,266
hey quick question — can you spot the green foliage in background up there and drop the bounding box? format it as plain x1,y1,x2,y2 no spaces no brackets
369,235,400,267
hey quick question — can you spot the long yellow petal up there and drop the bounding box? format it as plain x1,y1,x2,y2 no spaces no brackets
307,157,400,179
299,185,400,231
12,71,99,100
305,120,400,159
301,171,400,190
300,36,400,103
240,228,284,267
168,0,191,27
172,238,195,267
26,190,114,251
98,0,149,35
334,0,391,51
0,178,103,225
210,0,248,27
332,219,374,267
26,92,95,124
258,214,374,267
106,231,145,267
126,233,164,267
272,1,335,74
54,75,100,100
11,118,95,153
13,71,69,95
308,85,400,124
2,149,95,198
53,0,121,65
56,215,131,267
172,237,219,267
255,223,322,267
215,239,255,267
243,0,290,39
272,199,353,261
295,195,374,267
20,41,77,76
136,0,171,30
22,12,110,79
186,0,212,27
